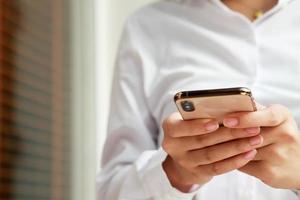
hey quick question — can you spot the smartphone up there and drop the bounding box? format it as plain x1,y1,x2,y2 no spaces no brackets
174,87,257,122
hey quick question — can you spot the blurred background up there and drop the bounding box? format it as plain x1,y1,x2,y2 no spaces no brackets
0,0,156,199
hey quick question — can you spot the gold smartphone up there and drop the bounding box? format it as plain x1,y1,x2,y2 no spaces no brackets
174,87,257,123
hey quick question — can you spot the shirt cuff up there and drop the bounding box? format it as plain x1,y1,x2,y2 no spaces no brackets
136,148,201,200
292,189,300,199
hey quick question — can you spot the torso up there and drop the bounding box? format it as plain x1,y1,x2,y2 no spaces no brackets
130,0,300,198
139,0,300,131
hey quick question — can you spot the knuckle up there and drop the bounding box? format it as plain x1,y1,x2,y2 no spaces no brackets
267,146,283,162
274,148,286,161
281,129,298,143
229,128,242,139
268,168,278,179
162,139,171,152
264,143,290,164
211,163,223,175
195,135,206,147
272,104,288,113
235,140,248,152
268,105,283,125
177,155,192,169
204,148,214,163
229,128,237,138
269,116,281,126
277,104,293,118
176,157,186,167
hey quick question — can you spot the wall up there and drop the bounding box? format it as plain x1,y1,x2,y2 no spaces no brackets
69,0,96,199
96,0,158,170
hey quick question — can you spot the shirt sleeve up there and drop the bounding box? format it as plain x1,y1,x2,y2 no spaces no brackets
96,13,201,200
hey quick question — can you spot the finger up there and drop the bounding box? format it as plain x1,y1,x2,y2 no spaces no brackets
239,160,268,182
199,150,257,176
240,160,296,188
252,144,282,164
254,120,296,152
188,135,263,165
163,112,219,137
257,127,277,147
251,120,298,161
223,104,290,129
177,126,261,151
239,160,262,176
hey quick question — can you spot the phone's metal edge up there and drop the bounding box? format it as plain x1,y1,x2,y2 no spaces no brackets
250,96,257,111
174,87,251,102
174,87,257,115
174,99,186,120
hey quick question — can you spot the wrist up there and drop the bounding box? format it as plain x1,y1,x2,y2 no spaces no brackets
162,155,195,193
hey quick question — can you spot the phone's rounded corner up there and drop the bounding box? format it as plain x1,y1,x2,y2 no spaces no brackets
239,87,252,94
236,88,253,101
174,91,184,102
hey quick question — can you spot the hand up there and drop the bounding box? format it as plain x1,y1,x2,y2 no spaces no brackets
162,112,262,192
223,104,300,189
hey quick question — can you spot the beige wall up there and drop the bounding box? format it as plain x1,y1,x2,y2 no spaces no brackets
96,0,158,169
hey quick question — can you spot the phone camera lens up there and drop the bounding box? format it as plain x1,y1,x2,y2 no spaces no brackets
181,101,195,112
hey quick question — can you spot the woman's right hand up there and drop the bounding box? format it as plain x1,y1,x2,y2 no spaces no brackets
162,112,263,192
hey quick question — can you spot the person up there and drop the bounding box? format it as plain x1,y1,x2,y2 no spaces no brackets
97,0,300,199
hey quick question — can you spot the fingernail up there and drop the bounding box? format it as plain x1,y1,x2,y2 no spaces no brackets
223,118,239,127
249,136,262,146
205,122,219,131
244,150,257,160
245,127,260,135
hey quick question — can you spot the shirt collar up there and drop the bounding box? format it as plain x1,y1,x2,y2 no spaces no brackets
208,0,294,23
209,0,294,8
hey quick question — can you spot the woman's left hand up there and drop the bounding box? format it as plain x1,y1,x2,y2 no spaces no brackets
223,104,300,189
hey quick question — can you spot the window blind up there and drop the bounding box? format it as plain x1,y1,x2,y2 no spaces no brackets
0,0,70,199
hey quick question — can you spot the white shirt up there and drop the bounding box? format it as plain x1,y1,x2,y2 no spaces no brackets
97,0,300,199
